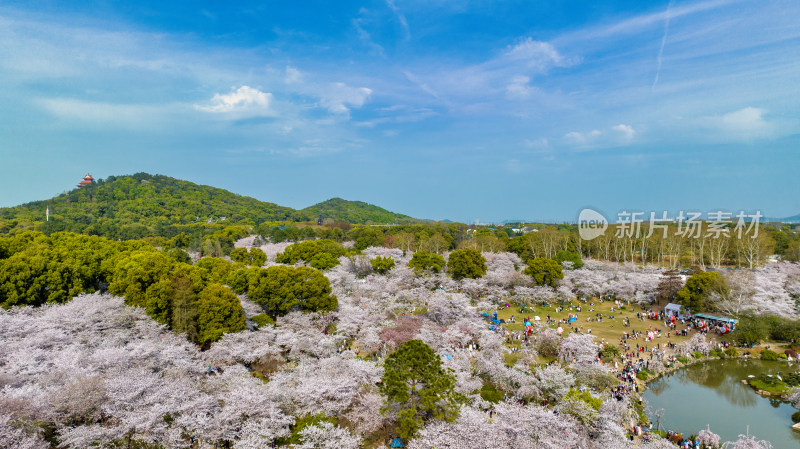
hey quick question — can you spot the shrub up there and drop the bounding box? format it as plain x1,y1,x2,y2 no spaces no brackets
251,313,274,328
637,370,649,381
709,348,724,358
760,349,779,361
370,256,395,274
793,411,800,423
479,382,504,403
599,344,621,360
564,388,602,411
693,351,704,359
408,251,446,274
724,347,739,358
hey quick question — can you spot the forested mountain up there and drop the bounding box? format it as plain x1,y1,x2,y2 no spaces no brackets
0,173,417,238
301,197,415,225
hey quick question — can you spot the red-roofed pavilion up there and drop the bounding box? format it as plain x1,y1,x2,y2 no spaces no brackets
76,173,94,188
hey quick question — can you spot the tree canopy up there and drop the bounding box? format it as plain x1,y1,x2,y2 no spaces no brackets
196,283,247,344
276,239,347,270
446,248,487,280
552,250,583,269
370,256,396,274
676,271,728,313
408,251,446,274
229,247,267,266
247,265,338,319
523,257,564,288
380,339,462,440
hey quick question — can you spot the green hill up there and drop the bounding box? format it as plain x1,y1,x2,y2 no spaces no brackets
0,173,417,238
301,197,416,225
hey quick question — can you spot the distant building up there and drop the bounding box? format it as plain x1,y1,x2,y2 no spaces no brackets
76,173,95,188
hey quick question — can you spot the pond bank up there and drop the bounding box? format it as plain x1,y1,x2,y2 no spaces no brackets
640,358,800,447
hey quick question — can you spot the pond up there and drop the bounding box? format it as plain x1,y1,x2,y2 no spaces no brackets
643,359,800,448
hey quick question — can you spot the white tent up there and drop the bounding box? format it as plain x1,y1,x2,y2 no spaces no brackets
664,303,684,318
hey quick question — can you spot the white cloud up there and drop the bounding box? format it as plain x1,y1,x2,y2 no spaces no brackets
612,124,636,141
698,107,775,141
506,75,535,99
385,0,410,40
285,66,303,84
565,125,635,148
195,86,273,113
284,67,373,117
319,82,373,115
38,98,167,127
524,138,549,150
504,38,566,70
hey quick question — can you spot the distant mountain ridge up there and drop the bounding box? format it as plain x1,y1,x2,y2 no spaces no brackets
301,197,415,224
0,173,420,236
768,214,800,223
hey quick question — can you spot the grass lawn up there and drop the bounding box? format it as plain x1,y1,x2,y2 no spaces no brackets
487,297,703,356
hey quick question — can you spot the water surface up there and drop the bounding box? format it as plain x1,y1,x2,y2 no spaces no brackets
643,359,800,447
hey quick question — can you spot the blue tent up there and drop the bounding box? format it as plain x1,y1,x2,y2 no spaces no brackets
390,437,405,448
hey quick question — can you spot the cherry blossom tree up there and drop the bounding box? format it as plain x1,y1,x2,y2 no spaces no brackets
697,426,721,448
296,421,361,449
724,433,773,449
558,333,598,364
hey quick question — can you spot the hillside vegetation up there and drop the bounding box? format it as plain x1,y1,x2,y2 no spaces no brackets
302,197,414,225
0,173,418,238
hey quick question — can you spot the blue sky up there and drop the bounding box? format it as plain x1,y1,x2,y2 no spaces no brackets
0,0,798,223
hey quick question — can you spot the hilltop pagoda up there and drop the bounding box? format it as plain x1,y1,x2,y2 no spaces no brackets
76,173,95,189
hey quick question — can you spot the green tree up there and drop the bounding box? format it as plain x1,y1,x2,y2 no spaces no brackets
677,271,728,313
108,250,173,307
0,246,84,307
523,257,564,288
309,252,340,271
275,239,346,267
196,284,247,344
370,256,396,274
732,314,769,345
227,266,260,294
349,226,385,251
171,275,200,342
380,340,463,440
229,247,267,266
247,266,337,318
408,251,446,274
446,248,487,280
553,250,583,269
144,278,173,325
197,256,234,285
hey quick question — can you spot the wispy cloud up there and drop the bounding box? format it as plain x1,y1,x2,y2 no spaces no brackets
699,107,776,141
565,124,636,149
285,66,372,117
195,86,273,114
652,0,674,90
38,98,173,128
385,0,410,40
505,75,535,99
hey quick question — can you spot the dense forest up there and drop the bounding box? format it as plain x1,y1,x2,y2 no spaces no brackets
0,173,420,240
